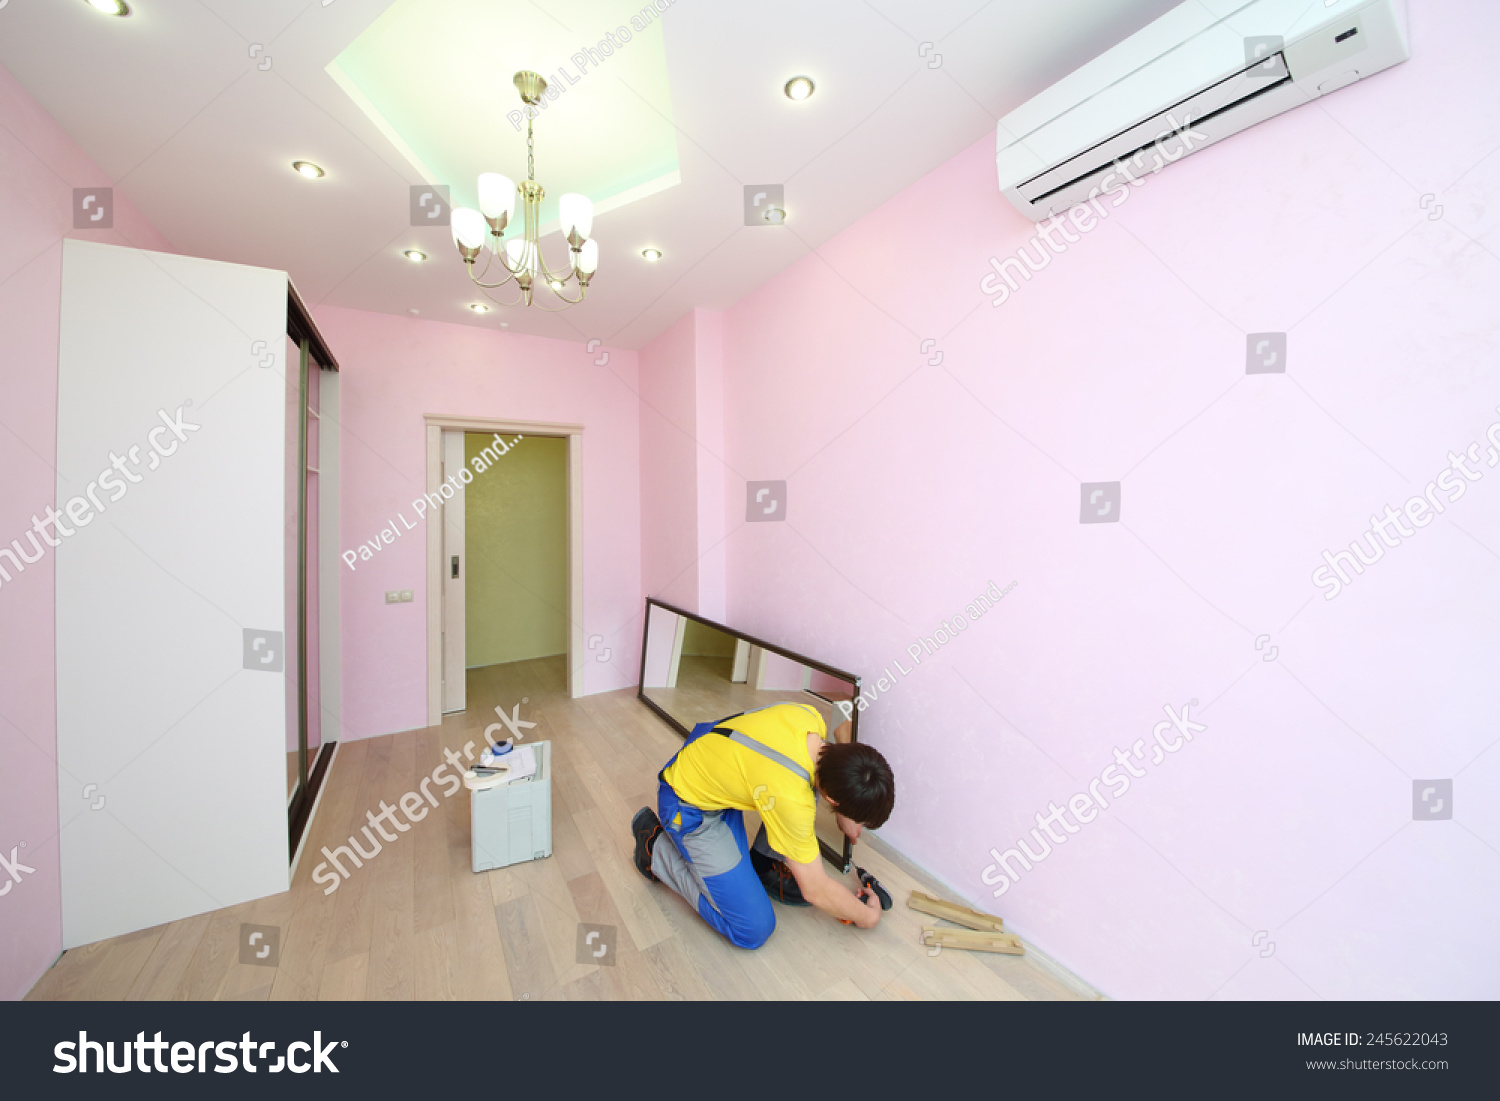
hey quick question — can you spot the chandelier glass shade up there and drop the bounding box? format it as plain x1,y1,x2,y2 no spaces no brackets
450,71,597,310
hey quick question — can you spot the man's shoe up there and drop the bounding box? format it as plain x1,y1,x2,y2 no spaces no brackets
631,807,662,882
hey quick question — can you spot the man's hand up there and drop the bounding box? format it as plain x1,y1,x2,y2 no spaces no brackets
853,887,882,929
836,813,861,844
786,855,882,929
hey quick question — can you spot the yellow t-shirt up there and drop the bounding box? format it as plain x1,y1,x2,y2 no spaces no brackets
663,702,827,864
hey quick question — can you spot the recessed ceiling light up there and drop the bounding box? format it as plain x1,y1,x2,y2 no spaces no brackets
469,303,491,313
86,0,131,15
404,249,427,262
500,322,510,329
761,207,787,225
641,248,663,262
784,76,815,101
408,308,420,315
292,161,325,179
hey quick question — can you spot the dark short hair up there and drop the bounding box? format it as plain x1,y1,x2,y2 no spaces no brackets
817,742,894,828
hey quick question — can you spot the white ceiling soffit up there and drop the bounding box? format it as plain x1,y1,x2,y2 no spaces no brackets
0,0,1181,349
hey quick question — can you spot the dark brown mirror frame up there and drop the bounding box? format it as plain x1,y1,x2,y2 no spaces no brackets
286,280,338,862
636,596,862,872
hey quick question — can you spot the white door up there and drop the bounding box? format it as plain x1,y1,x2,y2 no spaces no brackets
441,429,467,713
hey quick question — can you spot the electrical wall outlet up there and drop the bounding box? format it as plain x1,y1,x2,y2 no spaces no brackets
400,590,413,602
385,591,401,604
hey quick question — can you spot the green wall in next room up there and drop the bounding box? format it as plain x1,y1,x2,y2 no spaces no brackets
464,433,567,667
682,618,736,657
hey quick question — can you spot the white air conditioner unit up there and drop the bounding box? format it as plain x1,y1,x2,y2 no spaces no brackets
996,0,1410,221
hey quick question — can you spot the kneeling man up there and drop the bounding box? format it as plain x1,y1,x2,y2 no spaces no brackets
631,701,895,948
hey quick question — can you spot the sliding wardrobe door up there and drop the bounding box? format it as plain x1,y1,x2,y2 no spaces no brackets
285,319,340,858
55,240,290,948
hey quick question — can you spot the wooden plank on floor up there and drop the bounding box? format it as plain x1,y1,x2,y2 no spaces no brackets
921,926,1025,955
908,889,1005,931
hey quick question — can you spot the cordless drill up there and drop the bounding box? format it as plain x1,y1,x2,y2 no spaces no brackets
841,865,893,923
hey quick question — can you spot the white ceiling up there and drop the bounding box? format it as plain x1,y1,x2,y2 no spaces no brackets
0,0,1180,349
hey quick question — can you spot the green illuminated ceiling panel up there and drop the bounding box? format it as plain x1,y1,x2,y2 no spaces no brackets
330,0,679,230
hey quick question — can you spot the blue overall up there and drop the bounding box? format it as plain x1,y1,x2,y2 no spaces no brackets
651,717,810,949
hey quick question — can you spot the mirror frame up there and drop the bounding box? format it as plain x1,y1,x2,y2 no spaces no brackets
636,597,863,872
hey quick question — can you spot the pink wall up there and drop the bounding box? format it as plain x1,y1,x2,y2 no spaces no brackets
639,311,701,610
313,306,643,739
710,3,1500,998
0,66,174,1001
693,310,727,621
638,307,733,618
758,650,808,692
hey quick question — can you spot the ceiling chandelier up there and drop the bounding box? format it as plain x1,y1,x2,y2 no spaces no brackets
449,71,597,311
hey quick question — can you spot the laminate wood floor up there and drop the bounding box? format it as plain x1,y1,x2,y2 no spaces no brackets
642,655,827,734
27,657,1094,1002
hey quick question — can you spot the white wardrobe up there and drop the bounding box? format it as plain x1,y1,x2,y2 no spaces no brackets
53,239,340,948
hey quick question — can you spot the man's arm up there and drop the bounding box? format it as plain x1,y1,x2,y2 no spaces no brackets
786,856,882,928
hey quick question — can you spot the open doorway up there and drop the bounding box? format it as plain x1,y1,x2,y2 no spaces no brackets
424,416,585,722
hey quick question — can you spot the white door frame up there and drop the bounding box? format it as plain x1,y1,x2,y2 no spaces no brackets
440,429,467,714
424,414,585,725
665,614,688,688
